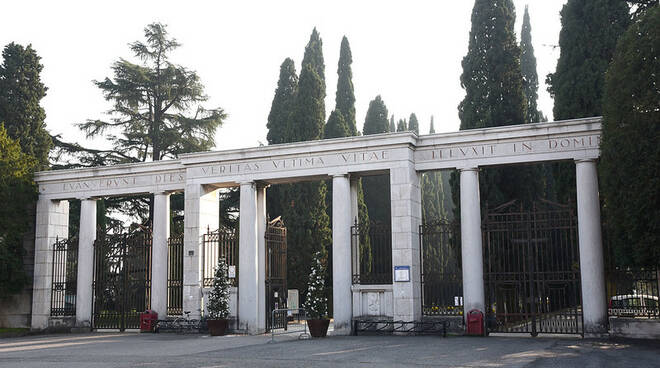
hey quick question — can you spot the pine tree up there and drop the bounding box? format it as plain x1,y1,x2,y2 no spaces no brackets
289,65,325,142
0,43,51,169
207,258,231,319
389,115,395,133
520,6,542,124
546,0,630,203
429,116,436,134
601,6,660,266
267,58,298,145
302,28,325,105
335,36,357,136
396,118,407,132
0,124,37,297
304,251,328,319
408,113,419,134
457,0,539,209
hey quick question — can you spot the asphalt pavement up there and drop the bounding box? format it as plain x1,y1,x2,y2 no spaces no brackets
1,331,659,367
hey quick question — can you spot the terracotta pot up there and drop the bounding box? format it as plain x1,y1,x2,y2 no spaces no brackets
207,319,229,336
307,318,330,337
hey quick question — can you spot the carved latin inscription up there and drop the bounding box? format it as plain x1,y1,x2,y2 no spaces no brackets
57,172,185,193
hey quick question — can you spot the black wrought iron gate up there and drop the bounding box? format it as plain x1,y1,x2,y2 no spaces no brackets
483,200,582,336
92,229,152,330
265,217,287,331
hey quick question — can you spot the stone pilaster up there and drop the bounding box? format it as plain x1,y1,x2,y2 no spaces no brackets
75,199,96,328
390,156,422,323
151,192,171,318
459,167,485,321
31,198,69,330
332,174,353,334
238,181,260,334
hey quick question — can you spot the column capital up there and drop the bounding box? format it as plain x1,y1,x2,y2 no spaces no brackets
238,180,255,187
76,196,98,201
458,166,479,172
151,190,171,195
574,158,598,164
331,172,349,178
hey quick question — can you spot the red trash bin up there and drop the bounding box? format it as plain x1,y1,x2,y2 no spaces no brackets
466,309,484,336
140,310,158,332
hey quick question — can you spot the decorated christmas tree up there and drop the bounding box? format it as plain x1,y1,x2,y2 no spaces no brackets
207,258,231,319
304,251,328,319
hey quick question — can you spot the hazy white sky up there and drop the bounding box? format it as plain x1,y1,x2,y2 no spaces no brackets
1,0,567,152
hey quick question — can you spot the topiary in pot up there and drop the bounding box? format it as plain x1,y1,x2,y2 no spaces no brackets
304,251,330,337
207,257,231,336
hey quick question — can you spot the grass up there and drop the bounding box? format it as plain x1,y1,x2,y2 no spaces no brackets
0,328,29,334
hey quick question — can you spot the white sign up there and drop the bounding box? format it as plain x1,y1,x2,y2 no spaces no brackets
288,289,299,315
454,296,463,306
228,265,236,278
394,266,410,282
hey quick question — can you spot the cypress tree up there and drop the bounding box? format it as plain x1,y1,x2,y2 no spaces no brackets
279,29,332,299
429,116,435,134
457,0,538,208
601,6,660,266
335,36,357,136
546,0,630,203
324,110,350,139
0,43,51,169
520,6,542,124
363,96,390,135
408,113,419,134
396,118,407,132
362,96,391,224
267,58,298,145
389,115,395,133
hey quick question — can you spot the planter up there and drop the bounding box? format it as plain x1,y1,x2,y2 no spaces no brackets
207,319,229,336
307,318,330,337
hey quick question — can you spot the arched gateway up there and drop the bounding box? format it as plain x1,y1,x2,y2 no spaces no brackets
32,117,606,335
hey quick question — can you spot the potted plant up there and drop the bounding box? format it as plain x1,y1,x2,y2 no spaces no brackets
304,251,330,337
207,257,231,336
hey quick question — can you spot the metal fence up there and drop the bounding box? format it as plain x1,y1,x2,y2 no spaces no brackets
202,226,238,287
50,237,78,317
351,221,392,285
606,267,659,318
269,308,310,342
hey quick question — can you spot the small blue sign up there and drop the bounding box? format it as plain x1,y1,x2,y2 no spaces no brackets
394,266,410,282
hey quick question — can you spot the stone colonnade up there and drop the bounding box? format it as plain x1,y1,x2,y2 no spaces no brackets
31,118,608,335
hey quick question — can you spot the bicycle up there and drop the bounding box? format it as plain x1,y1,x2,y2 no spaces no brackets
155,311,203,333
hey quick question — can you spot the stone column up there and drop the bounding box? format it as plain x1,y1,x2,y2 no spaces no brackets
390,159,423,323
575,159,607,335
75,199,96,328
151,192,170,318
459,167,485,320
333,174,352,334
31,198,69,330
256,184,267,332
183,183,219,319
238,181,260,334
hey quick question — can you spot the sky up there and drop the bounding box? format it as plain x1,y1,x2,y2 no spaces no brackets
0,0,567,152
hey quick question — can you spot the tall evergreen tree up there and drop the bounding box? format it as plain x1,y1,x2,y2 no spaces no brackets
429,116,435,134
408,113,419,134
362,96,391,224
546,0,630,203
335,36,357,136
302,28,325,105
267,58,298,145
601,6,660,266
520,6,542,124
457,0,539,209
396,118,407,132
0,125,37,297
323,109,350,139
0,43,51,169
389,115,396,133
363,96,390,135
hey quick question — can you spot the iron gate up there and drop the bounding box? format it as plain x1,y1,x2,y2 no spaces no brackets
483,200,582,336
419,220,462,316
266,217,287,331
92,228,152,330
50,237,78,317
167,234,184,315
202,226,238,287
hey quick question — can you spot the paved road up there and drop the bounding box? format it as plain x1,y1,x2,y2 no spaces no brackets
1,332,659,367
